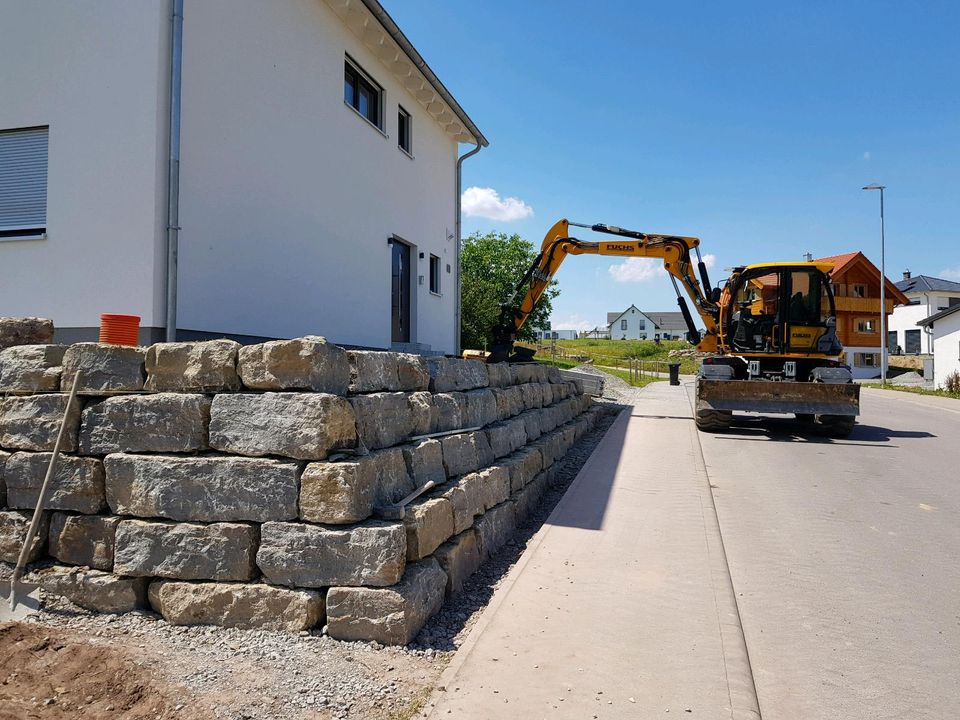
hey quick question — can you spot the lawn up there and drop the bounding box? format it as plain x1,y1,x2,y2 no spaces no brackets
534,349,668,388
527,338,702,375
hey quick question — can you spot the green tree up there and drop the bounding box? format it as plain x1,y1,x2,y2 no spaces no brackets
460,231,559,351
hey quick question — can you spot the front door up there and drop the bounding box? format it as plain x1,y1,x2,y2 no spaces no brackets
391,239,410,343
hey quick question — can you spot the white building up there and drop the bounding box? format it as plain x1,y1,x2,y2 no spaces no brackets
533,328,578,341
0,0,487,354
889,272,960,355
917,305,960,390
607,306,654,340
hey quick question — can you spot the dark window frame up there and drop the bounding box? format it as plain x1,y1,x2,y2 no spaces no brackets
344,55,384,131
429,254,441,295
398,105,413,156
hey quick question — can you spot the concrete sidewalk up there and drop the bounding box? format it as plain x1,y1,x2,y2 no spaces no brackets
426,382,760,719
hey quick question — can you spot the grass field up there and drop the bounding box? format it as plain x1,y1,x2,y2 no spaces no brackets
528,338,702,375
865,384,960,401
534,349,668,388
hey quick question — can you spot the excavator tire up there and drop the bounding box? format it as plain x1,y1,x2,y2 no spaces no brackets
815,414,855,438
695,408,733,432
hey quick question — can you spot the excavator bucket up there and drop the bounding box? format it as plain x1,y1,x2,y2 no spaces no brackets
696,379,861,416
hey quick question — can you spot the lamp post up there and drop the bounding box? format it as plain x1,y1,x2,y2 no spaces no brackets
863,184,887,385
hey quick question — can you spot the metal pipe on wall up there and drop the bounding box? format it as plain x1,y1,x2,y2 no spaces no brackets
455,141,482,355
165,0,184,342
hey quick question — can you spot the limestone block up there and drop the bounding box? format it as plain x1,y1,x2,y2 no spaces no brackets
0,449,8,506
440,433,479,478
533,431,564,469
348,350,400,393
27,565,147,613
434,529,481,595
114,520,258,582
472,430,495,468
502,447,543,494
433,393,465,432
546,366,563,383
462,389,498,428
512,364,539,384
237,336,350,394
0,394,81,452
257,520,405,588
491,386,522,421
401,439,445,486
61,343,146,394
520,408,543,442
148,580,324,631
403,497,454,561
396,354,430,391
539,405,559,434
0,344,67,393
437,473,485,534
477,466,511,511
486,418,526,459
562,425,577,453
512,470,549,523
407,391,437,436
48,513,120,571
79,393,210,454
486,362,513,388
520,383,544,411
370,447,417,507
5,453,105,514
326,558,447,645
209,392,356,460
426,357,489,392
475,501,517,560
349,392,415,450
144,340,240,392
104,453,299,522
0,317,54,350
0,509,48,563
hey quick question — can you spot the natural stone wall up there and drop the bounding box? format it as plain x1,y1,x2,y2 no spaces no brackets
0,331,601,645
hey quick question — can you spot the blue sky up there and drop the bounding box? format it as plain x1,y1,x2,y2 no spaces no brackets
387,0,960,332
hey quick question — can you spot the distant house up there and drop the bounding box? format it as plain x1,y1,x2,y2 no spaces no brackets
816,252,909,379
607,305,654,340
889,272,960,355
642,311,698,342
581,326,611,340
533,328,577,341
917,305,960,390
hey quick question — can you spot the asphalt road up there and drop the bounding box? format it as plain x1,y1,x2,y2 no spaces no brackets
697,387,960,719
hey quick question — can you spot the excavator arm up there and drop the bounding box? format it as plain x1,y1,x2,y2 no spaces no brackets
487,219,721,363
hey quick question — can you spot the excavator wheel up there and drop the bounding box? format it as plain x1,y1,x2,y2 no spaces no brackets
814,414,855,438
695,408,733,432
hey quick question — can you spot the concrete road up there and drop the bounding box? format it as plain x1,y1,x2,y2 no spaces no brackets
699,387,960,719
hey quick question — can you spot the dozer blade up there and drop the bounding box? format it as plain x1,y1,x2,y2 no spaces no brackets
697,379,860,416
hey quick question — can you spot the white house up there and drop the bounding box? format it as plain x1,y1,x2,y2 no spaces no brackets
889,272,960,355
533,328,578,341
642,311,699,341
0,0,487,354
607,306,654,340
917,305,960,390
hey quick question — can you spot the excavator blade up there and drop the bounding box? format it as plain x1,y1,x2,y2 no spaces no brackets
697,379,860,416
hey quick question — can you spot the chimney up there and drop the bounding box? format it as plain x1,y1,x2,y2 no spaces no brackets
903,269,911,280
803,252,813,262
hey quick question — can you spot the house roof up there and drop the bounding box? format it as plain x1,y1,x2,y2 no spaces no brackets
814,251,910,306
896,274,960,295
606,305,644,327
327,0,488,147
917,303,960,327
643,311,689,329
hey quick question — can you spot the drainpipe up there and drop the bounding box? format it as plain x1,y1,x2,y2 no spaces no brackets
165,0,184,342
455,142,482,355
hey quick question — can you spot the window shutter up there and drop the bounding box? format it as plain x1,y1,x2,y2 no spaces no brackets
0,127,48,233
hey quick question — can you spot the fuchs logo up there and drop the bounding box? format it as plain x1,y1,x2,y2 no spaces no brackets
607,243,635,252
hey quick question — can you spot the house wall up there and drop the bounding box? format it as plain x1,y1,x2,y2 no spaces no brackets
0,1,170,336
176,0,460,352
890,292,960,355
830,263,900,361
931,314,960,390
609,308,651,340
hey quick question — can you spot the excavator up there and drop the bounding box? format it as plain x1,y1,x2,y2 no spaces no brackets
480,218,860,436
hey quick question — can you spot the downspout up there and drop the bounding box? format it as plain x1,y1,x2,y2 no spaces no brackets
456,142,482,355
165,0,184,342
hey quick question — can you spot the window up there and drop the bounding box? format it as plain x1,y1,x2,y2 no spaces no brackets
344,56,382,129
638,319,645,330
429,254,441,294
397,106,412,155
857,318,876,333
905,328,921,354
621,319,628,330
854,352,880,367
950,297,960,308
852,284,867,298
0,126,48,239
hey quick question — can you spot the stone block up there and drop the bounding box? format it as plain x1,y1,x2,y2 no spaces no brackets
473,430,495,468
520,408,543,442
27,565,147,613
426,357,489,392
462,389,498,428
0,449,7,506
491,386,524,421
0,317,54,350
237,336,349,394
104,453,299,522
114,520,258,582
511,470,549,523
512,364,538,384
436,473,484,534
209,392,356,460
348,350,400,393
61,343,146,394
48,513,120,571
0,344,67,393
5,453,105,514
407,391,437,436
326,558,447,645
546,366,563,383
433,393,465,432
477,466,511,511
349,392,415,450
502,447,543,494
144,340,240,392
369,447,417,507
486,418,526,459
440,433,479,478
403,497,454,561
401,439,445,486
520,382,544,411
0,509,48,563
434,529,481,595
475,501,517,560
148,580,324,632
486,362,513,388
0,394,81,452
257,520,405,588
79,393,210,454
396,354,430,391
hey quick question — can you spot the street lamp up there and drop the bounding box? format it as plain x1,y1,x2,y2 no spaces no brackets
862,184,887,385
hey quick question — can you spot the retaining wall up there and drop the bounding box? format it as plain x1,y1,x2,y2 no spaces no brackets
0,330,600,644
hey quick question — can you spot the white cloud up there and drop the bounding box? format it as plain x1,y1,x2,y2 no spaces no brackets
863,151,872,161
941,266,960,280
461,186,533,221
608,253,714,283
552,314,597,332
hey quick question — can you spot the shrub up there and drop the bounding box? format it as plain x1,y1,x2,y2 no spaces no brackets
945,370,960,394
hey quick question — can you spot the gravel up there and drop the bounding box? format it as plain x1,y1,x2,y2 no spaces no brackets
22,383,625,720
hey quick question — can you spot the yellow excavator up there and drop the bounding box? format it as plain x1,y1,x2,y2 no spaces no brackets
482,219,860,436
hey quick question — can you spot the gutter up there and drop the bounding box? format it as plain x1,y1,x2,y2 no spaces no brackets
455,142,482,354
165,0,184,342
